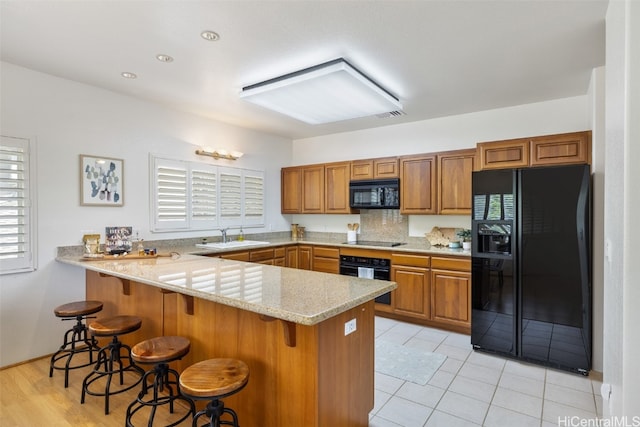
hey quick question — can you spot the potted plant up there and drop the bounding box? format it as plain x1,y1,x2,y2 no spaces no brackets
457,229,472,250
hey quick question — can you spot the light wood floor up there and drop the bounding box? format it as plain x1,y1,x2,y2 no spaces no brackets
0,354,196,427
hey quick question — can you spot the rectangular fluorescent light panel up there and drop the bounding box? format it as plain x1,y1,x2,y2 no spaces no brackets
240,58,402,124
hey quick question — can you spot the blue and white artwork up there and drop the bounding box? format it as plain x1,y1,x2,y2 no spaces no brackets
80,155,123,206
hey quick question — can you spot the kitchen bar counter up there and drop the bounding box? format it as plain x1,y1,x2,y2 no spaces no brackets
58,251,394,426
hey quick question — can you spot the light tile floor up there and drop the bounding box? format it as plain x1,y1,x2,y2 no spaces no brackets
370,317,603,427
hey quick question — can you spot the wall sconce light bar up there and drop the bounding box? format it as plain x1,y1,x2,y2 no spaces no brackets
195,149,244,160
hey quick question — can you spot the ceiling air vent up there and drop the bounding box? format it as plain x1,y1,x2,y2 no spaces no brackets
376,110,406,119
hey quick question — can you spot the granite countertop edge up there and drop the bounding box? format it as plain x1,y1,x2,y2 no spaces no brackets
56,254,396,326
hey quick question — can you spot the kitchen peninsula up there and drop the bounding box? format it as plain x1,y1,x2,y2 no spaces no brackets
58,252,396,427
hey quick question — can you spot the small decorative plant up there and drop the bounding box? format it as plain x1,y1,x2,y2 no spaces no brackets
457,229,472,242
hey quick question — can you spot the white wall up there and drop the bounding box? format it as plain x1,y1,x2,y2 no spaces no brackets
603,0,640,417
0,62,293,367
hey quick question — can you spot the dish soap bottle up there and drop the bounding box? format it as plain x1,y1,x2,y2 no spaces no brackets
238,227,244,241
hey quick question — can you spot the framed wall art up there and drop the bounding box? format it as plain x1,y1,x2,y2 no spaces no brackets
80,154,124,206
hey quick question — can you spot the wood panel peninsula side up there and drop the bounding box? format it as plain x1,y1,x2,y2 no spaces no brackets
59,254,395,427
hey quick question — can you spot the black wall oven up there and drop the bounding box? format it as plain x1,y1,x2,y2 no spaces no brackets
339,255,391,305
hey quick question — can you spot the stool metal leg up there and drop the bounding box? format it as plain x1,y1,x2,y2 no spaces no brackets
81,336,144,415
49,315,100,387
192,399,239,427
125,363,195,427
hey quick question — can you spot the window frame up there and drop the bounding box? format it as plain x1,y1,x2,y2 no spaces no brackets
150,154,264,232
0,135,37,275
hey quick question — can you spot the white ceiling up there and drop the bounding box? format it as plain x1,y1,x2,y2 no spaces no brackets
0,0,608,140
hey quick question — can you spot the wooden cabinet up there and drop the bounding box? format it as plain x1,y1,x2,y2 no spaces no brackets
324,161,352,214
285,246,299,268
390,253,431,320
478,130,591,170
400,154,437,214
437,149,476,215
281,167,302,213
302,165,324,213
312,246,340,274
430,257,471,332
477,138,530,170
529,131,591,166
351,157,399,180
298,245,313,270
282,162,352,214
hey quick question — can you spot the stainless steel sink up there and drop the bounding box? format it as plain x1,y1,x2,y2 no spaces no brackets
195,240,270,249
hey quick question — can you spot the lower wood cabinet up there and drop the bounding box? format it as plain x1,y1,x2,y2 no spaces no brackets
430,257,471,332
312,246,340,274
386,253,471,334
285,246,299,268
390,253,431,320
298,245,312,270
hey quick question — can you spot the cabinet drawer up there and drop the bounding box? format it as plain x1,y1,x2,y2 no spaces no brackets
431,256,471,271
313,246,339,259
250,248,275,262
391,253,430,268
313,257,339,274
220,251,250,261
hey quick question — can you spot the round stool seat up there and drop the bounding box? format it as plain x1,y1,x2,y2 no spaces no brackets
54,300,103,318
131,336,190,364
89,315,141,337
180,358,249,399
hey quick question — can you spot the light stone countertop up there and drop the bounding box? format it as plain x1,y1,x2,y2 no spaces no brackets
57,253,396,326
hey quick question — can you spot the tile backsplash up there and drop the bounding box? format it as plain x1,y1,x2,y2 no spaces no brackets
359,209,408,241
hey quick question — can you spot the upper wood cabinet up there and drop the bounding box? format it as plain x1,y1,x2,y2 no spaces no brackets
324,161,352,214
282,162,351,214
281,167,302,214
477,137,530,170
302,165,324,213
351,157,399,180
400,154,437,214
529,131,591,166
437,149,476,215
477,130,591,170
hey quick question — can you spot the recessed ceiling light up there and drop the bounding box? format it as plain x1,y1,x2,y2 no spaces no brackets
201,30,220,41
156,54,174,63
121,72,137,79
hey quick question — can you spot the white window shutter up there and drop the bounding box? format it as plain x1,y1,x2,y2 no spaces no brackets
0,136,35,274
152,157,189,230
190,164,218,230
243,169,265,226
218,167,242,227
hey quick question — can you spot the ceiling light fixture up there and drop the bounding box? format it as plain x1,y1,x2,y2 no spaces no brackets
195,148,243,161
156,54,174,63
200,30,220,41
121,71,137,79
239,58,403,124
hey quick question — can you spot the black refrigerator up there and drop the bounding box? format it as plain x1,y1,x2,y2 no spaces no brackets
471,164,592,375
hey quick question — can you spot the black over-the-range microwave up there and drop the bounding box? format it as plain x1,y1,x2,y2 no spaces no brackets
349,178,400,209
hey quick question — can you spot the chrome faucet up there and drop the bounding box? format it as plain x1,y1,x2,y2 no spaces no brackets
220,227,229,243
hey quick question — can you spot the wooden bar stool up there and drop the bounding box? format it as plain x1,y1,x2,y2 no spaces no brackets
49,300,103,387
125,336,195,427
179,358,250,427
81,315,145,415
